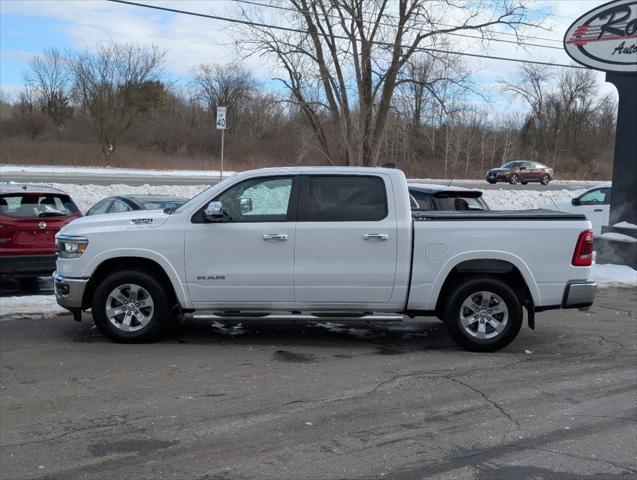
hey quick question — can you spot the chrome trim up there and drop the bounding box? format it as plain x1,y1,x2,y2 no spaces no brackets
562,281,597,310
53,272,89,309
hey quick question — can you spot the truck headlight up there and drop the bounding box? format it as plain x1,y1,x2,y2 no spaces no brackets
56,235,89,258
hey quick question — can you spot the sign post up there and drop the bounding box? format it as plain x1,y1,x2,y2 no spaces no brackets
216,106,227,181
564,0,637,268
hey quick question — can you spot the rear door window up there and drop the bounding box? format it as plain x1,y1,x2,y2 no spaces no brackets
0,194,78,218
300,175,388,221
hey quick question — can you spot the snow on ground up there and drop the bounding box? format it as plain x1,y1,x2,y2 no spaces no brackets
591,264,637,287
482,188,586,210
1,164,235,178
0,295,67,320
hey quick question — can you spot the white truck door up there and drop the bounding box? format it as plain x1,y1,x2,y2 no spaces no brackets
574,187,610,236
293,174,398,305
184,175,298,306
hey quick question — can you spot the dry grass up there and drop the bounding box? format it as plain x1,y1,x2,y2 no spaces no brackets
0,137,613,179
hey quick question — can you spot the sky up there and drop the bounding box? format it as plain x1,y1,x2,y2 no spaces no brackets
0,0,618,108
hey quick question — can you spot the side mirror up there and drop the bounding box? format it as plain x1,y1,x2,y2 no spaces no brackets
239,197,253,214
203,201,224,222
519,166,527,170
571,198,580,206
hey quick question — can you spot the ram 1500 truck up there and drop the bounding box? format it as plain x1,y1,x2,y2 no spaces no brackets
53,167,596,351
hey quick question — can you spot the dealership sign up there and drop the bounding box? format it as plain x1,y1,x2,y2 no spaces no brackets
564,0,637,73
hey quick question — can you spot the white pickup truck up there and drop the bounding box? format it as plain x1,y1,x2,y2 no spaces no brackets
53,167,596,351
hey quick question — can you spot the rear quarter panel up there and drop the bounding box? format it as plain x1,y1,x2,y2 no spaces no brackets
408,219,592,310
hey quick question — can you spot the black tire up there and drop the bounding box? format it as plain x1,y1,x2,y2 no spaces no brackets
487,180,496,184
540,174,550,185
91,270,171,343
509,174,519,185
521,181,528,185
443,277,523,352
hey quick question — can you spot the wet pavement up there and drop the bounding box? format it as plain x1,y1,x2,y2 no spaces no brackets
0,287,635,480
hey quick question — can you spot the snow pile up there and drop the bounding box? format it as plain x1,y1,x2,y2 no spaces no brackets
591,264,637,287
0,295,67,319
613,221,637,230
601,232,637,243
482,188,586,210
1,164,235,178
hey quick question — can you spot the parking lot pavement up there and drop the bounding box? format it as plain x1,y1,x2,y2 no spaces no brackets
1,288,635,480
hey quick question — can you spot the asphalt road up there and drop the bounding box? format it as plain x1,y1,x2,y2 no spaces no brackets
1,287,635,480
1,171,594,190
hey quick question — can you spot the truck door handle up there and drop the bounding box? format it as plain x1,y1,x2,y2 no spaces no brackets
593,209,603,212
263,233,288,241
364,233,389,241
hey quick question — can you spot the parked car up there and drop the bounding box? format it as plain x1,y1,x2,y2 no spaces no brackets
86,195,187,215
486,161,553,185
54,167,596,352
0,184,81,287
541,182,611,236
409,183,489,211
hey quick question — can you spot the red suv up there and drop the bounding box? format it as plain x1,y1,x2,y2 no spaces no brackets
0,184,81,287
486,161,553,185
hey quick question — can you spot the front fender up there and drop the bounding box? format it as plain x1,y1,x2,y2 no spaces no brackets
82,248,191,308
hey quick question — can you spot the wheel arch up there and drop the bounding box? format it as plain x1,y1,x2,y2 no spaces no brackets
81,254,187,310
431,254,539,317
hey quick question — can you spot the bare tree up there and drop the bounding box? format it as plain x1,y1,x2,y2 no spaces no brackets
191,63,255,125
71,42,165,163
23,48,72,127
237,0,541,166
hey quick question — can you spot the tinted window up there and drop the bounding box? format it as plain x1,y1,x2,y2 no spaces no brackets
142,201,184,210
432,196,486,211
301,175,387,221
110,200,133,213
87,199,112,216
0,194,78,218
502,161,525,169
213,176,293,222
409,190,434,210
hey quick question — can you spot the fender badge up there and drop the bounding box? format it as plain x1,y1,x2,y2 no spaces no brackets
130,218,155,225
38,222,47,230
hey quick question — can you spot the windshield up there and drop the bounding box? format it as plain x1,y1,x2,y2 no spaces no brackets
174,177,235,214
502,161,525,169
0,193,78,218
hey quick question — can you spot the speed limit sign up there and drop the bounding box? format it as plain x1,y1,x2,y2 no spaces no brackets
216,106,226,130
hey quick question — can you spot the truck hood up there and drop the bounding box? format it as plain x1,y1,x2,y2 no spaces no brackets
58,210,171,237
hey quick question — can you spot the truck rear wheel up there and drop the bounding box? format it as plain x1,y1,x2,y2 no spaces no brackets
91,270,170,343
443,277,522,352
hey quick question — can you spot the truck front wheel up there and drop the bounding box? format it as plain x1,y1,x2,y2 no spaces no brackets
444,277,522,352
91,270,170,343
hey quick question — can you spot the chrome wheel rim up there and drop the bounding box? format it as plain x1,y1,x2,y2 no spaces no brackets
105,284,154,332
542,175,549,184
459,291,509,340
510,175,518,184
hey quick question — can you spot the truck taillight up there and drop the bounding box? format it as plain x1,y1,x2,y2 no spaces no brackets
572,229,594,266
